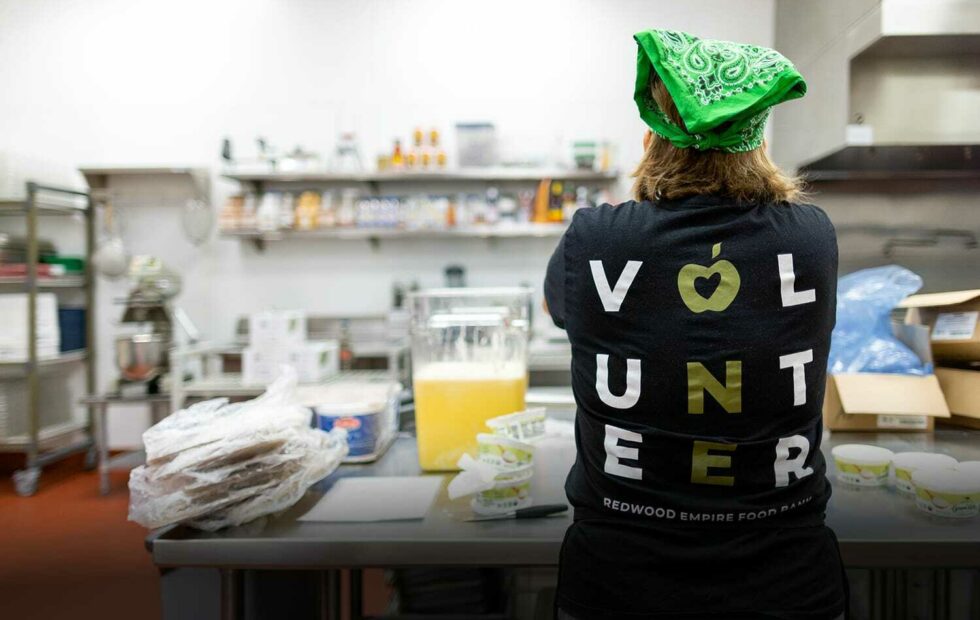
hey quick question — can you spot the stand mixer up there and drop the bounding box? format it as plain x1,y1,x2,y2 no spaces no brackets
114,256,199,396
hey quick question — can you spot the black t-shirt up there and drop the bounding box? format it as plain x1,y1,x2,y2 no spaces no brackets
544,196,846,619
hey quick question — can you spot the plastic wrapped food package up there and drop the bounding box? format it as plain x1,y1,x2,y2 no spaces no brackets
828,265,930,375
128,370,348,531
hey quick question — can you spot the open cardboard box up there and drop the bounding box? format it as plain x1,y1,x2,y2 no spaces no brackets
935,367,980,430
823,323,950,431
899,289,980,363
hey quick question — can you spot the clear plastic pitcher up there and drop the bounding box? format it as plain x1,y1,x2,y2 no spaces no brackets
410,287,531,471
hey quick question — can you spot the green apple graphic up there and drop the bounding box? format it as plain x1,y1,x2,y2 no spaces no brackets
677,243,741,313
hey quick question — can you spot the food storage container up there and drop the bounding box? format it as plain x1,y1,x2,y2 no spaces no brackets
912,468,980,518
486,408,546,442
455,123,497,167
410,287,531,471
476,433,534,468
471,466,534,515
832,444,895,487
305,381,402,463
890,452,957,494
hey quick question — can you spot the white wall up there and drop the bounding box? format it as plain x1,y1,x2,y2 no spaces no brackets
0,0,776,446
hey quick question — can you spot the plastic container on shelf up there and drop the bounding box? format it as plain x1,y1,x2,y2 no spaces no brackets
455,123,497,167
409,287,531,471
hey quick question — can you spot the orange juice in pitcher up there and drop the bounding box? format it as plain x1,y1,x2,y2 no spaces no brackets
409,288,531,472
414,361,526,471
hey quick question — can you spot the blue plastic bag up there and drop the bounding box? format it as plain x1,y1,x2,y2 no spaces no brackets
828,265,929,375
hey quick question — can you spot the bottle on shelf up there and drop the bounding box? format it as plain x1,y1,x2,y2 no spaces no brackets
410,127,424,169
547,181,564,222
431,129,447,168
339,319,354,371
391,139,405,170
318,191,336,228
294,191,321,230
485,187,500,225
256,192,281,232
532,179,551,223
445,195,457,228
279,192,296,230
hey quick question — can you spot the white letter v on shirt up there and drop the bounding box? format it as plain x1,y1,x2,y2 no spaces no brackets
590,260,642,312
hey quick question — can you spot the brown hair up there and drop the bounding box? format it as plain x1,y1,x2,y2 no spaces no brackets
632,76,805,204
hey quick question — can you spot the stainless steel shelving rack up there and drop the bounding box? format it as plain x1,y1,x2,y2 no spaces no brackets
0,182,96,496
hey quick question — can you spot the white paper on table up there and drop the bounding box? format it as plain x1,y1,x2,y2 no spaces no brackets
297,476,443,522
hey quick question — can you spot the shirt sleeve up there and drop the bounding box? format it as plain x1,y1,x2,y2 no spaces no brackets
544,233,567,329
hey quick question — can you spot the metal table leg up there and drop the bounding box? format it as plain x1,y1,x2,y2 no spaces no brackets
95,402,110,495
318,570,342,620
220,568,244,620
351,569,364,620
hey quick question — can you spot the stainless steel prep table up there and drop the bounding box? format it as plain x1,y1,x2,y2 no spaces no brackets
149,430,980,618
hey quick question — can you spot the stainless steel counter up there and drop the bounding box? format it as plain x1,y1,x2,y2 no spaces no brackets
150,430,980,570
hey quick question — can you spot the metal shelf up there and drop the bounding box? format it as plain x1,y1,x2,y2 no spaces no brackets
0,350,88,378
179,369,395,400
79,166,210,202
0,420,88,451
0,199,89,215
221,223,568,249
0,181,96,495
223,167,620,185
0,275,86,288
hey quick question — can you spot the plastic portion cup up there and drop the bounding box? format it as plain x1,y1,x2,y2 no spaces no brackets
476,433,534,468
832,444,895,487
486,408,547,442
912,468,980,518
471,467,534,515
890,452,958,494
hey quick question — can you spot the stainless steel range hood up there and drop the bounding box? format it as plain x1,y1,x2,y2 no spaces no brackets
773,1,980,179
799,144,980,182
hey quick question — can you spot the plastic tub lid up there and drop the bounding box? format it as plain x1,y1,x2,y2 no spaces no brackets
831,444,895,465
300,381,400,414
892,452,958,470
955,461,980,476
912,467,980,494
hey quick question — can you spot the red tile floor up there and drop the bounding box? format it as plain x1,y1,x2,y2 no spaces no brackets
0,454,389,620
0,454,160,620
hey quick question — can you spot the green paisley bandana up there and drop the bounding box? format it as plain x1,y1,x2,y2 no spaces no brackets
633,30,806,153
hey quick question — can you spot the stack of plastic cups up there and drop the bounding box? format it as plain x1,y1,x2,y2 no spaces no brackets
470,408,546,515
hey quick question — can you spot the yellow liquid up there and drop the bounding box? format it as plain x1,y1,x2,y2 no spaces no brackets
414,362,526,471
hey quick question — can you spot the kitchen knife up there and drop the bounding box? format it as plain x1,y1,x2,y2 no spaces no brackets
466,504,568,522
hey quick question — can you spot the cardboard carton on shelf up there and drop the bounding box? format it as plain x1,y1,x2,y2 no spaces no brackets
935,367,980,430
248,310,307,348
823,323,950,432
899,289,980,363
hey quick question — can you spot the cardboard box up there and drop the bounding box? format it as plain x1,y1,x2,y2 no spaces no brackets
287,340,340,383
900,289,980,363
823,322,950,431
248,310,306,347
243,340,340,385
935,367,980,430
0,293,61,360
823,373,950,431
242,346,287,386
